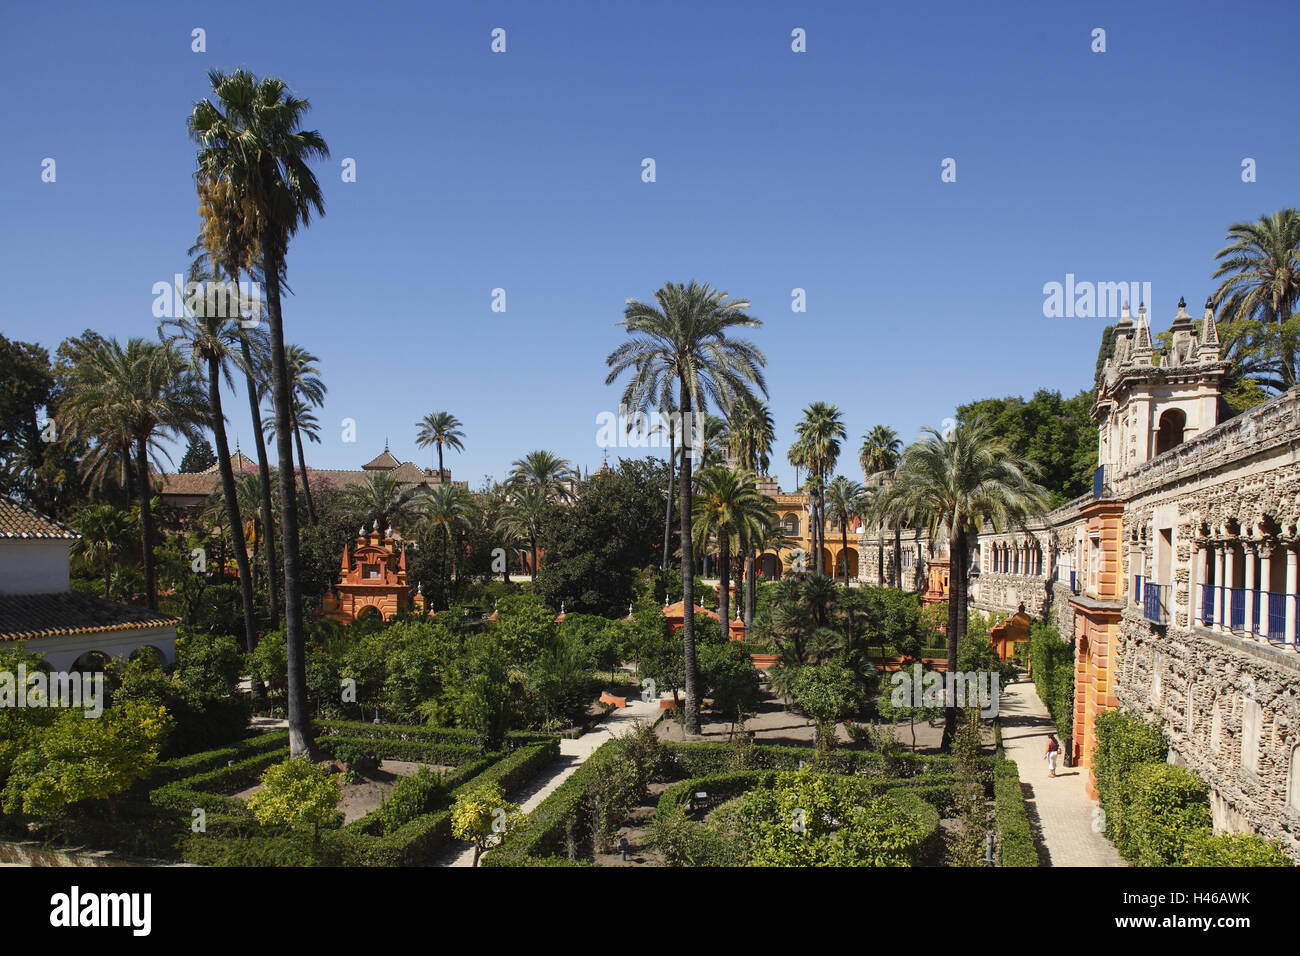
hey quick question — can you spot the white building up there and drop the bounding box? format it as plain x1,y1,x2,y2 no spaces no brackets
0,497,177,671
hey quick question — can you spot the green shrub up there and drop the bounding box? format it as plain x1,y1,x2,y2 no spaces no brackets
1181,830,1292,867
1092,709,1165,845
993,760,1037,866
376,766,446,835
1029,621,1074,741
1114,763,1211,866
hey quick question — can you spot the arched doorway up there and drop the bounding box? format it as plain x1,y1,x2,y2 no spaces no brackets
838,547,859,580
760,552,782,580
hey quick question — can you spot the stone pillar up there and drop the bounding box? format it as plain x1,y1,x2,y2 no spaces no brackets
1225,544,1237,632
1191,540,1203,626
1258,548,1268,639
1287,545,1298,647
1213,543,1225,631
1243,543,1256,637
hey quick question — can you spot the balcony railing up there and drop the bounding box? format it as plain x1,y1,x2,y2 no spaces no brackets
1143,583,1169,625
1196,584,1297,645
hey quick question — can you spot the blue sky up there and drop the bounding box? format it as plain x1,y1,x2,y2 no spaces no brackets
3,0,1297,490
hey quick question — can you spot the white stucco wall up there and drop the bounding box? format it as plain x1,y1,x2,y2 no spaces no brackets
0,540,72,594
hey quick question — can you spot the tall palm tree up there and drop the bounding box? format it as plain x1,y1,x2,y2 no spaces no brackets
790,403,846,576
728,397,775,628
415,411,465,483
860,424,903,587
419,483,476,606
509,450,574,502
650,406,680,575
187,216,280,621
191,67,329,758
691,466,772,633
283,344,326,524
876,416,1050,747
58,337,205,609
496,484,551,584
824,475,867,585
605,280,766,734
161,280,259,652
1212,209,1300,390
343,472,421,533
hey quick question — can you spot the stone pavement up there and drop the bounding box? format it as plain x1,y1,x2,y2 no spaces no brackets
998,677,1125,867
433,696,662,867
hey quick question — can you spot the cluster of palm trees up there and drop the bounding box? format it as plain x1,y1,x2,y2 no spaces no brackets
495,449,576,582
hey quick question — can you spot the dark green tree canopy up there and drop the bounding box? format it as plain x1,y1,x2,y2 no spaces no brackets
535,457,668,617
180,436,218,473
955,389,1096,505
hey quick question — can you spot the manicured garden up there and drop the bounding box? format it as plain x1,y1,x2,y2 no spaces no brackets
483,715,1036,867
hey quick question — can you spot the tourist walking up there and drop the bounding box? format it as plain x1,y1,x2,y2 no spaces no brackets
1045,733,1059,777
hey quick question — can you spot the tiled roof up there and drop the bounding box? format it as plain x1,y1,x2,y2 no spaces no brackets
0,591,178,642
389,462,427,483
202,451,258,474
362,449,402,470
0,498,79,539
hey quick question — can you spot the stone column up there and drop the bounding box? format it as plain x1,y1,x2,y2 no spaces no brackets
1287,545,1298,647
1260,544,1273,638
1191,539,1203,626
1243,543,1257,637
1225,544,1237,632
1213,542,1225,631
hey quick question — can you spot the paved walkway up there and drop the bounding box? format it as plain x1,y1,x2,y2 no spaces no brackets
433,697,662,866
998,677,1125,867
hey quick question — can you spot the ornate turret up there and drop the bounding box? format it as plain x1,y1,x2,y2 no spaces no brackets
316,523,418,626
1093,291,1228,478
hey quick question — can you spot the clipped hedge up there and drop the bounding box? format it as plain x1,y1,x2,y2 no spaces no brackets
150,748,289,814
318,736,483,768
1092,710,1166,850
1028,621,1074,742
652,769,942,867
656,740,966,781
315,719,551,751
1181,831,1293,867
150,731,289,787
1114,763,1211,866
483,745,612,866
993,759,1037,866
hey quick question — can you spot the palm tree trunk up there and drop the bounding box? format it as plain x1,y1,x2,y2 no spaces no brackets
745,550,756,632
529,534,538,585
941,528,967,751
662,432,675,573
718,534,730,638
293,421,317,524
209,357,258,654
678,381,700,735
240,338,278,621
262,237,313,759
136,437,158,610
841,526,849,585
437,443,445,484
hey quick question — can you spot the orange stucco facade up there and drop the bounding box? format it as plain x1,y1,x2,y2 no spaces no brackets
1069,499,1124,792
317,525,426,625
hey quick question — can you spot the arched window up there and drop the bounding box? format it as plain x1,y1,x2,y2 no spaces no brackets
1155,408,1187,456
783,513,800,537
